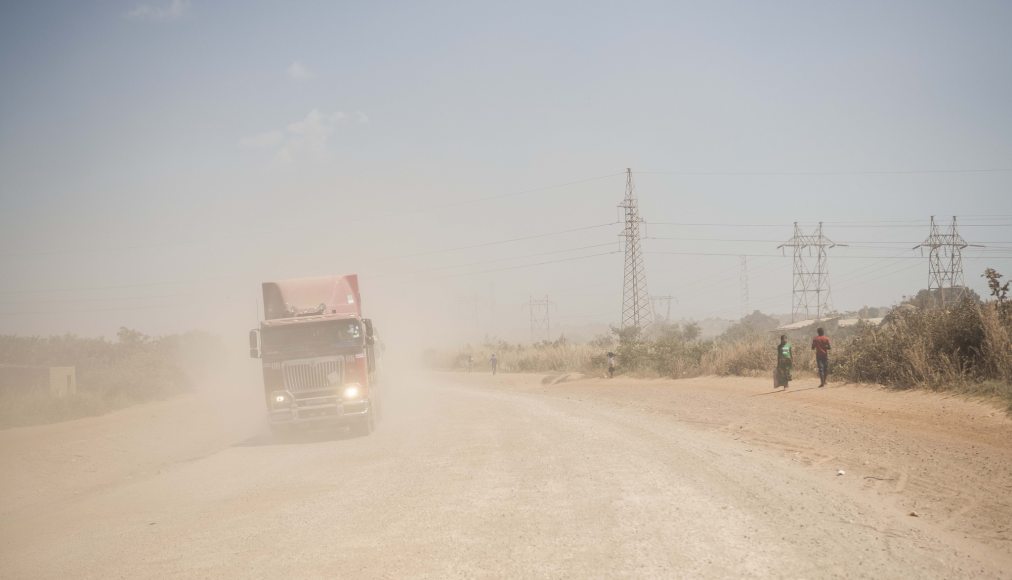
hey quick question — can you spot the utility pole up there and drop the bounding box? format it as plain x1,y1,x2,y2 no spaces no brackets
524,295,554,343
651,295,674,323
739,255,750,318
619,168,655,331
778,222,842,322
914,216,979,307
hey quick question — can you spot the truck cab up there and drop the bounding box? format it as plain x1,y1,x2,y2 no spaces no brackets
249,275,380,437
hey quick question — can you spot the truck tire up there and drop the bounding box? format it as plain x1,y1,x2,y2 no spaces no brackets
350,413,374,437
270,424,292,443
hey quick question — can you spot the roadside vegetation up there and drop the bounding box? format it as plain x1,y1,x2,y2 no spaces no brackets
836,268,1011,409
434,269,1012,412
0,328,225,428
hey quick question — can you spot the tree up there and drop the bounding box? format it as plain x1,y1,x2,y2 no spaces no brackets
721,310,779,339
116,327,149,346
982,268,1010,316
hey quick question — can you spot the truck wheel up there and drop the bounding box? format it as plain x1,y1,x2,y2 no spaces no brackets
270,425,291,443
350,414,374,437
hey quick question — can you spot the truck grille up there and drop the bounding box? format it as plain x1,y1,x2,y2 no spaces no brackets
282,357,344,394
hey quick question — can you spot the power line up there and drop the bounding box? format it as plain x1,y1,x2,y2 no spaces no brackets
0,275,237,296
441,250,621,278
382,222,619,260
638,168,1012,176
647,250,783,257
368,242,620,278
829,259,926,295
0,302,190,317
644,250,1012,259
646,236,1011,245
1,173,625,259
829,255,915,288
0,292,194,306
645,221,1011,228
643,256,782,310
363,172,624,222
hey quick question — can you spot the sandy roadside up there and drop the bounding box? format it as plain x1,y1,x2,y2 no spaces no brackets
442,371,1012,563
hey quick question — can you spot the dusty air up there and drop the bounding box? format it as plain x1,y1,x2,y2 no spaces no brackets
2,2,1011,578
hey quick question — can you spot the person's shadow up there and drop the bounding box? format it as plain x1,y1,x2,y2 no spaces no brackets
750,384,832,397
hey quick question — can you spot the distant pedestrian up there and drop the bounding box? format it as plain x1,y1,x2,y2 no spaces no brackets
812,327,832,387
489,353,498,375
466,355,473,373
774,335,792,389
606,352,616,378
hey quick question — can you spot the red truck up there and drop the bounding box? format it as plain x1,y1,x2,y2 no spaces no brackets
249,275,380,437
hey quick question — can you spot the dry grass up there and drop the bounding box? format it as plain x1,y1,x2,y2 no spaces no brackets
432,299,1012,412
699,336,770,376
834,300,1011,409
433,342,601,374
0,329,225,428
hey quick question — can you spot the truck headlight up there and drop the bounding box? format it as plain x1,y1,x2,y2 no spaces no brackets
271,391,292,407
342,383,362,400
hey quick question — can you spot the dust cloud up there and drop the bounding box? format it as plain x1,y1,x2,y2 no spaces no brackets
4,1,1012,577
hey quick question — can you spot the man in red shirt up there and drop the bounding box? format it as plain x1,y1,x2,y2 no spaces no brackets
811,327,831,387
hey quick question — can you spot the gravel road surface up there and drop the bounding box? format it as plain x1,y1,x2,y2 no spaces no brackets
2,371,1010,578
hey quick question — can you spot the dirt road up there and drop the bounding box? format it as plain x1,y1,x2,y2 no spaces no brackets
2,372,1011,578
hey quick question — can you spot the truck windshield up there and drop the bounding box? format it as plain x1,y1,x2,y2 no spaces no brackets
261,320,362,354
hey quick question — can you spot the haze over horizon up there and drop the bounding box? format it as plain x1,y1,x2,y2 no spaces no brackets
2,1,1010,346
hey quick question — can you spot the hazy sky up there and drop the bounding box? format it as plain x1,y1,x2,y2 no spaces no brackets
1,0,1011,344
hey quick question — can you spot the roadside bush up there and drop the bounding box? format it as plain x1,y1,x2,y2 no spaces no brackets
614,326,652,374
0,329,226,428
835,296,1012,398
700,336,771,376
430,271,1012,411
440,337,600,374
651,323,708,378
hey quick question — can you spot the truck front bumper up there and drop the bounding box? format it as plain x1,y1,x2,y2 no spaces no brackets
270,399,370,427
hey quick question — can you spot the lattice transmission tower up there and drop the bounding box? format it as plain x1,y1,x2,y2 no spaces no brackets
651,295,674,323
778,222,842,322
619,168,655,331
739,255,750,318
524,295,554,342
914,216,977,306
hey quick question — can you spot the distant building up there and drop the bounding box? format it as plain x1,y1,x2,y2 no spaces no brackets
775,318,824,332
0,365,77,398
775,317,883,333
837,317,884,328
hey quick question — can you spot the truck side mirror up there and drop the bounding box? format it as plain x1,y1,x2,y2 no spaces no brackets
249,329,260,359
363,319,376,345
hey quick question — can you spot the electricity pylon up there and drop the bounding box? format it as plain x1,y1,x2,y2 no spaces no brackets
914,216,979,306
651,295,674,323
739,255,750,318
524,295,554,342
619,168,654,331
778,222,842,322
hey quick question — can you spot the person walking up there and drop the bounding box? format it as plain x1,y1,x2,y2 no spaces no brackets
606,352,616,378
466,355,473,373
774,335,792,389
489,353,498,376
812,327,832,387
